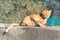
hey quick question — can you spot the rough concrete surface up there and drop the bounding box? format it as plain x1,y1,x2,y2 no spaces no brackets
0,25,60,40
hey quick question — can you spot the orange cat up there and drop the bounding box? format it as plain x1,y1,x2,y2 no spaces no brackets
20,9,52,27
2,9,52,35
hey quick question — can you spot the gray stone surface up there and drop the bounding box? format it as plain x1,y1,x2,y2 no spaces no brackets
0,26,60,40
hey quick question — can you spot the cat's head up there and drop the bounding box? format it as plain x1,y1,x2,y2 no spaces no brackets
41,9,52,18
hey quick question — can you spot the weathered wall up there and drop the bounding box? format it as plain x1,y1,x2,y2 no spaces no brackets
0,26,60,40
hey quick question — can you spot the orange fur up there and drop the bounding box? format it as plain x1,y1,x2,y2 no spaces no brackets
20,9,52,27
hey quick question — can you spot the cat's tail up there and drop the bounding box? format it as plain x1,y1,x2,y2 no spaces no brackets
2,23,19,35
